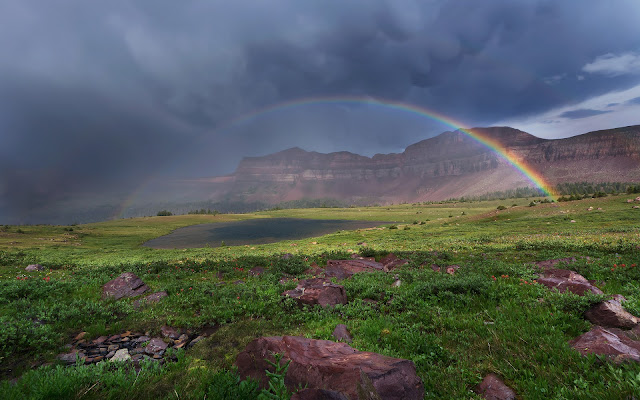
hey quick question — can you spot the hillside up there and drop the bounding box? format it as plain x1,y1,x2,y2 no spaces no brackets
190,125,640,205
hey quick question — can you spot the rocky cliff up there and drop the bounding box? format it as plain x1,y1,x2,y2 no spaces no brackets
199,125,640,203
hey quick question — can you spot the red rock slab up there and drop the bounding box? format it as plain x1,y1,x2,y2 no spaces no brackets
380,253,409,271
585,299,639,329
536,269,603,296
282,278,347,308
474,373,516,400
291,389,349,400
332,324,352,343
145,338,168,355
102,272,149,300
325,259,385,280
570,326,640,363
236,336,424,400
249,266,265,276
534,257,576,270
161,325,181,340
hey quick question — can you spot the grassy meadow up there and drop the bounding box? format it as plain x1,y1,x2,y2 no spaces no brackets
1,195,640,399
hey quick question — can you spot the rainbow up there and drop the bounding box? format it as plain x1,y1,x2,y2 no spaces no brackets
114,96,555,219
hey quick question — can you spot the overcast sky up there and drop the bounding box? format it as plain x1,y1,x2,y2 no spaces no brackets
2,0,640,222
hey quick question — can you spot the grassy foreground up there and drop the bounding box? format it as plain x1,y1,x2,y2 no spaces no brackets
1,195,640,399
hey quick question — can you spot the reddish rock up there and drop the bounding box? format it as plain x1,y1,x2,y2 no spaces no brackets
304,262,324,276
291,389,349,400
474,374,516,400
93,336,108,345
25,264,44,271
380,253,409,271
102,273,149,300
585,299,639,329
537,269,603,295
236,336,423,400
430,264,460,275
569,326,640,363
332,324,352,343
249,266,266,276
534,257,576,270
133,291,168,308
325,259,384,280
161,325,181,340
282,278,347,308
57,351,85,364
145,338,168,355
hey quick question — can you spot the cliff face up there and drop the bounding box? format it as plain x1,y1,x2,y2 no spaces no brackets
204,125,640,203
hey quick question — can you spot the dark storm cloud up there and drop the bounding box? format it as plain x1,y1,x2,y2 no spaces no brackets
558,109,612,120
2,0,640,223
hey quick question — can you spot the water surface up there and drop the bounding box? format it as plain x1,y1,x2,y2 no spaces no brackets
143,218,389,249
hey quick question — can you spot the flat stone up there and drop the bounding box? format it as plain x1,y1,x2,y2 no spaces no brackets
107,344,119,352
325,259,384,280
474,374,516,400
161,325,181,340
25,264,44,271
379,253,409,271
534,258,576,270
135,335,151,344
291,389,349,400
585,299,639,329
105,350,116,359
332,324,352,343
110,348,131,362
236,336,423,400
282,278,347,308
537,268,603,296
187,335,205,348
133,291,168,308
93,336,108,345
145,338,168,355
249,266,266,276
569,326,640,363
57,351,84,364
102,272,149,300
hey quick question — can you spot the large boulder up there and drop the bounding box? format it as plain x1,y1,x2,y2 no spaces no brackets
25,264,44,272
569,326,640,363
102,273,149,300
536,269,603,296
236,336,423,400
585,298,639,329
282,278,347,307
325,259,384,280
474,374,516,400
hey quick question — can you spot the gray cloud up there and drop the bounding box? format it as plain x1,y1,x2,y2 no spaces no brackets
2,0,640,223
558,109,612,119
626,96,640,105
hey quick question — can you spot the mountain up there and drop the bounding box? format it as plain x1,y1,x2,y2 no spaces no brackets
179,125,640,204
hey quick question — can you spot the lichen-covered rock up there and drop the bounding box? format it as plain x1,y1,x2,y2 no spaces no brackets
282,278,347,307
236,336,423,400
324,259,384,280
585,298,639,329
570,326,640,363
102,273,149,300
474,374,516,400
25,264,44,271
332,324,352,343
536,268,603,296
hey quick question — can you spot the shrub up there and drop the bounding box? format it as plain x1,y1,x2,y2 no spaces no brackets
157,210,173,216
497,205,507,210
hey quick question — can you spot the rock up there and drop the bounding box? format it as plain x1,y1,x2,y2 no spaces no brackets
392,280,401,287
145,338,168,355
57,351,84,364
74,332,87,341
249,266,266,276
585,299,639,329
187,335,205,348
379,253,409,271
102,272,149,300
534,257,576,269
93,336,108,345
332,324,352,343
110,348,131,362
430,264,441,272
304,262,324,276
291,389,349,400
282,278,347,308
474,373,516,400
135,335,151,344
236,336,423,400
133,291,168,308
324,259,384,280
282,253,294,260
161,325,181,340
536,268,603,295
25,264,44,271
634,206,640,209
570,326,640,362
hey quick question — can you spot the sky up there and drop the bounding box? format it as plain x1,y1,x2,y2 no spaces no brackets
1,0,640,223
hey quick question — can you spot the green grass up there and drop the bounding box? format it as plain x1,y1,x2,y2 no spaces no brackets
1,195,640,398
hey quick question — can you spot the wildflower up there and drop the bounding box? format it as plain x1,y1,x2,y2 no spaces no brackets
180,288,184,292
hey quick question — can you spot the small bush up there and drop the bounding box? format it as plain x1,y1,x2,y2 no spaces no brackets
157,210,173,216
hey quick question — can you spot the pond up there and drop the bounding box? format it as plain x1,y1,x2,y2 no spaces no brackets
142,218,390,249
